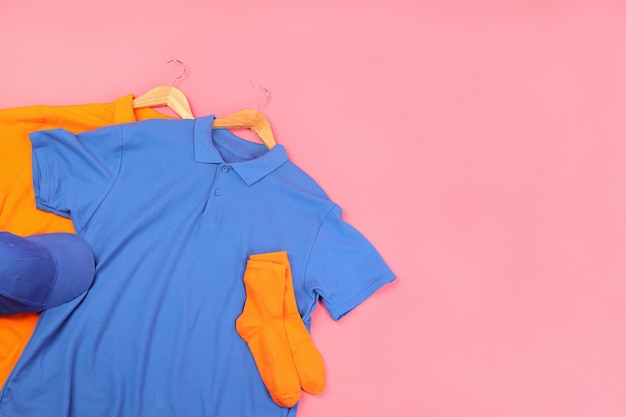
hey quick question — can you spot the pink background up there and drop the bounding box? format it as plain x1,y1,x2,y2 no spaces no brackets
2,1,626,416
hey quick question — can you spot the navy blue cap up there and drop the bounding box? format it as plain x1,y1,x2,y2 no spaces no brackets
0,232,95,315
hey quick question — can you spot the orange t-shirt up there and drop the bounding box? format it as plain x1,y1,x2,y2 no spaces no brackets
0,95,170,386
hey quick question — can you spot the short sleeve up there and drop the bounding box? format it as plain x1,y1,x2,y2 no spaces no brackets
304,205,396,321
29,125,122,228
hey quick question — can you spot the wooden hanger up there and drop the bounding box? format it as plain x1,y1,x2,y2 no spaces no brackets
212,85,277,150
213,109,276,149
133,85,193,119
132,59,194,119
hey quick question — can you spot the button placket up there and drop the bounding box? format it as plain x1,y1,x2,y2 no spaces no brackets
202,164,228,221
214,164,230,196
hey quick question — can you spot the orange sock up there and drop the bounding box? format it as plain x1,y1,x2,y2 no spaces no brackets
250,251,326,394
235,260,301,408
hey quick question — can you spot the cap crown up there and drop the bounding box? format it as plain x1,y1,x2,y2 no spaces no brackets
0,234,55,308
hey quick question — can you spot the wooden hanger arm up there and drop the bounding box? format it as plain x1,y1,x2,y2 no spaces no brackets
166,88,194,119
250,115,276,148
133,86,194,119
213,110,277,149
212,109,257,128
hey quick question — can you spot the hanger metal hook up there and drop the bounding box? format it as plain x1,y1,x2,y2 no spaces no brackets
167,59,187,87
252,84,271,111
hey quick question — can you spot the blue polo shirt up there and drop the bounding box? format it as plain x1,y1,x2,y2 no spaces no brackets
0,115,395,417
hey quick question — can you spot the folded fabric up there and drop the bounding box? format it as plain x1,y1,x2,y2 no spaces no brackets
0,232,95,315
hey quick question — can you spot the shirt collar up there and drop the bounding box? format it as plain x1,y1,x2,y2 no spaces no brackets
113,94,138,124
194,115,288,185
